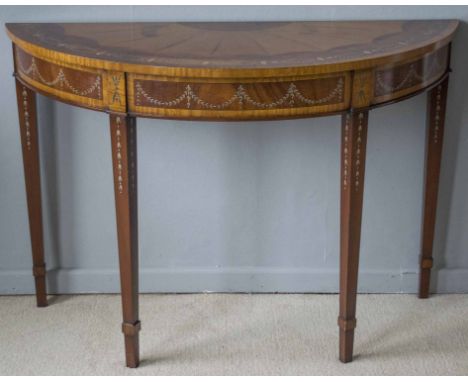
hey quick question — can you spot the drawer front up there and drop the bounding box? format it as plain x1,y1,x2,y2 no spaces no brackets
127,73,351,120
14,46,126,112
373,46,449,104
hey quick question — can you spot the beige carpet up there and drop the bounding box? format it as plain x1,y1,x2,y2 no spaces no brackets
0,294,467,375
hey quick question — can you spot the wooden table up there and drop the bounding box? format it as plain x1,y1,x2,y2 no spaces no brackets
6,20,458,368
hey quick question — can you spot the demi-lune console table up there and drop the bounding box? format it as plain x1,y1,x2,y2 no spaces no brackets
6,20,458,368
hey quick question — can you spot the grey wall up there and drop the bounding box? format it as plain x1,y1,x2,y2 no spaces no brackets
1,5,468,294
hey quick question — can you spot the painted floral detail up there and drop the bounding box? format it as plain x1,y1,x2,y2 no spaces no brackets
115,116,124,194
21,86,31,151
343,114,350,190
135,78,344,110
433,85,443,144
111,75,122,105
18,56,101,98
355,113,364,191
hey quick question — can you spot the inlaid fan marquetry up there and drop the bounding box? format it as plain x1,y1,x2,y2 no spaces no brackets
7,21,457,71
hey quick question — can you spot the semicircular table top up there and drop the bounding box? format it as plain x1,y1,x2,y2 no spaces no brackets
6,20,458,75
6,20,458,119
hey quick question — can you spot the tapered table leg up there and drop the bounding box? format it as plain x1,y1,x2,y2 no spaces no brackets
15,79,47,307
419,78,449,299
110,114,140,368
338,111,368,363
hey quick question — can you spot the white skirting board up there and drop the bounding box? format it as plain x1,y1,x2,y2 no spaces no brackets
0,267,467,294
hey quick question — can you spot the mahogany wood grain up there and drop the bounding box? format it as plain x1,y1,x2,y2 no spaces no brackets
128,72,350,120
14,46,127,114
372,46,449,104
15,47,103,100
110,114,140,367
339,111,368,362
419,77,449,299
15,78,47,307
